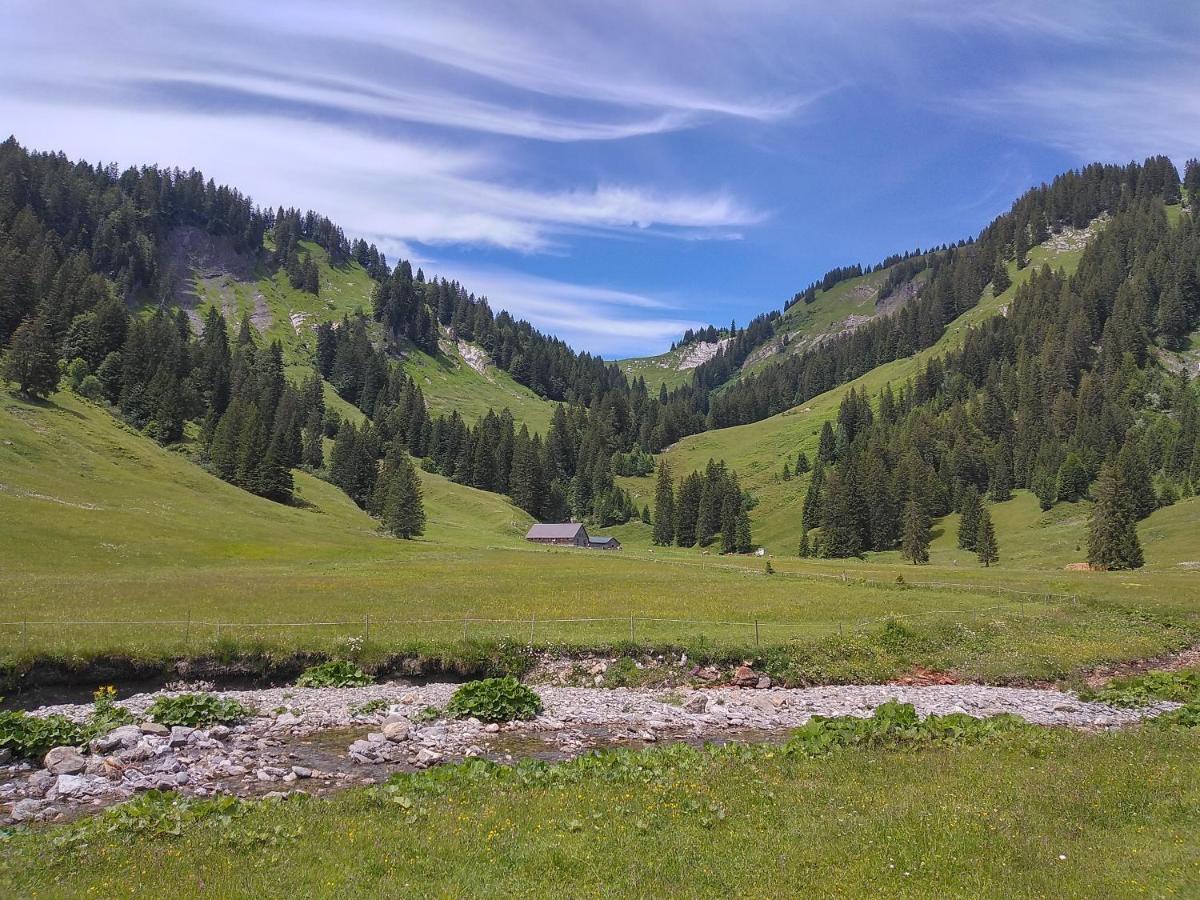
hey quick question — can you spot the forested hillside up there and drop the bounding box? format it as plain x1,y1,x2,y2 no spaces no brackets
2,136,1198,565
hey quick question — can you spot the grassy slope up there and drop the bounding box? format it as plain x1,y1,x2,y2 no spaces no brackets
615,345,700,394
187,240,554,432
402,340,555,435
4,728,1199,897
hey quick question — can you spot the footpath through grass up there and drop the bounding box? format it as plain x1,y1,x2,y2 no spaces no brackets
3,722,1198,897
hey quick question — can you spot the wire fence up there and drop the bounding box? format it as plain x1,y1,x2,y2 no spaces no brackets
0,590,1081,655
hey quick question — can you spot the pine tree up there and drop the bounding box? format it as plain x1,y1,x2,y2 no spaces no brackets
901,499,931,565
797,529,810,558
1087,462,1144,570
957,486,982,551
1184,158,1200,207
817,420,836,462
987,446,1013,501
1116,439,1157,520
975,506,998,567
819,469,862,558
991,258,1011,295
794,451,810,475
674,472,703,547
801,459,825,532
1056,452,1090,502
652,461,675,545
1,316,60,398
380,449,425,538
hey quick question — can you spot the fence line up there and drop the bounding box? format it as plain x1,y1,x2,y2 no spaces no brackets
0,594,1073,651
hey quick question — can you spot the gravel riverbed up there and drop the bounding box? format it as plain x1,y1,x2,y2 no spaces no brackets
1,681,1177,825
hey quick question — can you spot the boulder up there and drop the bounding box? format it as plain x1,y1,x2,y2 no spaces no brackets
756,676,772,690
275,712,301,727
43,746,86,775
683,694,708,714
139,722,169,736
168,726,194,747
382,721,410,743
90,724,141,753
290,766,313,779
52,773,90,799
414,748,442,767
8,798,46,823
731,665,759,688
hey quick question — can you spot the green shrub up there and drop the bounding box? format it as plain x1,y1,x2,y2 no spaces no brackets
412,705,443,723
90,685,135,733
146,694,254,727
0,709,86,760
1081,669,1200,707
1154,702,1200,728
445,676,542,723
295,661,373,688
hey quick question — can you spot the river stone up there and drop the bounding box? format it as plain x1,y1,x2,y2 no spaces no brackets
731,665,758,687
168,726,194,747
291,766,313,779
52,773,90,798
414,748,442,767
91,725,141,753
43,746,86,775
683,694,708,714
382,722,410,743
139,722,169,736
8,798,46,822
275,712,301,727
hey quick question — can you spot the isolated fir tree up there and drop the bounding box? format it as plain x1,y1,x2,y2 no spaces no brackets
797,529,811,557
900,499,931,565
794,450,811,475
379,449,425,539
1,316,59,398
1087,462,1143,570
652,461,675,545
975,506,998,567
957,485,982,551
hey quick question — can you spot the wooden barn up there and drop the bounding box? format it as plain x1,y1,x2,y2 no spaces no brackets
525,523,621,550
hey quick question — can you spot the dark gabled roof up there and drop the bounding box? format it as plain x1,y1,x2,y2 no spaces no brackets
526,523,587,539
588,536,618,545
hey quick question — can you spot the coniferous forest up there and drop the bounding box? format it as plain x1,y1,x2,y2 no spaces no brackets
3,134,1199,561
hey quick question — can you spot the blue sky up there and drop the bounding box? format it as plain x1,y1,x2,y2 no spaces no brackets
3,1,1199,357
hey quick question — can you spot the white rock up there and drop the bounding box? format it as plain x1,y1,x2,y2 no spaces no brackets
43,746,86,775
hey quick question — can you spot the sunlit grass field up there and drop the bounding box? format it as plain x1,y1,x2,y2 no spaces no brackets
2,391,1197,683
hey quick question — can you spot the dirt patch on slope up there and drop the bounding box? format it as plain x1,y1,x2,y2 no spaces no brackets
158,226,261,331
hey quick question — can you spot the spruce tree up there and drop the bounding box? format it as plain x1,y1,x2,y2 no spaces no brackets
794,450,810,475
674,472,702,547
797,529,810,558
991,258,1011,295
819,469,861,558
1087,462,1144,570
901,499,931,565
975,506,998,567
957,486,982,551
1056,452,1090,502
817,421,836,462
1,316,60,398
380,450,425,539
652,461,675,545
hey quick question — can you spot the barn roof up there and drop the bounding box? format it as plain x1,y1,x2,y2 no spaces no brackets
588,536,618,545
526,523,586,539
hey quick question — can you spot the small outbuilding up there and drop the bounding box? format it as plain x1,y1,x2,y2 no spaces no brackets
525,523,621,550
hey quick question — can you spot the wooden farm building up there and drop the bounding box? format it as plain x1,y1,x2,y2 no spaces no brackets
525,523,621,550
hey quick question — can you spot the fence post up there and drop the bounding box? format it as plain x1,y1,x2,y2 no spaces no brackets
629,615,635,643
529,612,536,644
363,613,370,644
463,618,469,641
755,619,760,647
215,621,221,642
21,618,27,652
184,610,191,649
